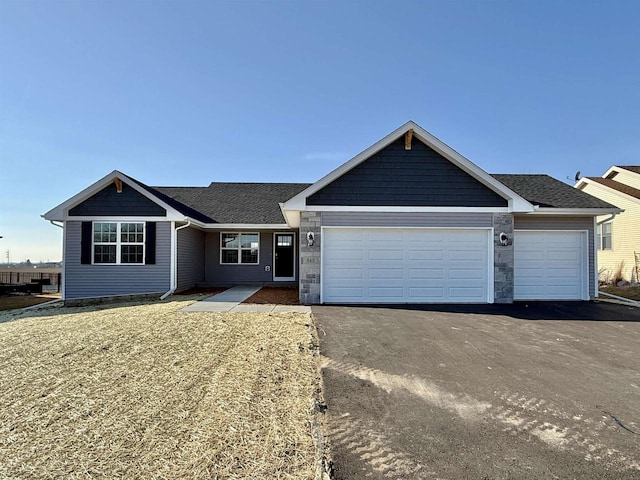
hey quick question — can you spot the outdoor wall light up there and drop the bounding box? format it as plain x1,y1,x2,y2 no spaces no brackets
499,232,509,246
307,231,315,247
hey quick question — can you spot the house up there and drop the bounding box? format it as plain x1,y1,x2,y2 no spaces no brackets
575,166,640,282
44,121,619,304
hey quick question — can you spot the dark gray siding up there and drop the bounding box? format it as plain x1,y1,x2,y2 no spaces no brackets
307,137,507,207
321,212,493,227
64,221,171,298
69,182,166,217
177,227,205,291
204,230,298,284
514,215,595,298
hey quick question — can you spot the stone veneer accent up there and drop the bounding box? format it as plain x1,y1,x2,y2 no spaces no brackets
299,211,321,304
493,213,514,303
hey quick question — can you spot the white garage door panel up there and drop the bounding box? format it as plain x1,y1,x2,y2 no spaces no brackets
322,228,490,303
514,231,587,300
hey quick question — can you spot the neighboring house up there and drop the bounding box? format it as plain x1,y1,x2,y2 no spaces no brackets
575,166,640,282
44,121,619,304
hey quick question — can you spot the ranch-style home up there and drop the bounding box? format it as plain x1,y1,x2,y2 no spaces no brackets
44,121,619,304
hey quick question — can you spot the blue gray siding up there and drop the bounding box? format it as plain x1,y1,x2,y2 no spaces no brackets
307,137,507,207
69,182,166,217
514,215,595,298
204,230,297,285
321,212,493,227
177,227,205,291
64,221,171,298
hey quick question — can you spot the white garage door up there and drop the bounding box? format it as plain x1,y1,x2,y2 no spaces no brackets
514,231,588,300
322,228,491,303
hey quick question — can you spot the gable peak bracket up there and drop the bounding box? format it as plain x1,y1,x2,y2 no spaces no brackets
405,129,414,150
114,178,123,193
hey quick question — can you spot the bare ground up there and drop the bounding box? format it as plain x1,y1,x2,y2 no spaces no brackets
0,298,320,479
0,293,61,311
600,285,640,301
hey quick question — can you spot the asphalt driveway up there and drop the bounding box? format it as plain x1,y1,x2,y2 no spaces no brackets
313,301,640,480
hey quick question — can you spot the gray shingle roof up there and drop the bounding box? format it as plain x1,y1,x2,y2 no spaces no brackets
153,183,310,224
491,174,617,209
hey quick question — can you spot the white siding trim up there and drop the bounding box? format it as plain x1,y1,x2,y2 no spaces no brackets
307,206,509,213
61,221,67,300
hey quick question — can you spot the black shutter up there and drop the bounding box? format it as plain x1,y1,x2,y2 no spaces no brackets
81,222,92,265
145,222,156,265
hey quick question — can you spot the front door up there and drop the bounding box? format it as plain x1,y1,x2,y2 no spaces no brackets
274,233,295,281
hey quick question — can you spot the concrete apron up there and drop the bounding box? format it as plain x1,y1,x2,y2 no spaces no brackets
182,285,311,313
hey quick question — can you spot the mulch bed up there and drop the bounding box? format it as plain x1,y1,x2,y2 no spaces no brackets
243,286,300,305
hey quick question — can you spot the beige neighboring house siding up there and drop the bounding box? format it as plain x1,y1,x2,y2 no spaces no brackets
579,181,640,282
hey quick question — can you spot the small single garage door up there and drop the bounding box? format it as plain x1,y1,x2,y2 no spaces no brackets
322,228,491,303
514,230,588,300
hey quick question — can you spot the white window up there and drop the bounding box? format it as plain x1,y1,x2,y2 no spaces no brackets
93,222,145,264
220,232,259,264
597,223,612,251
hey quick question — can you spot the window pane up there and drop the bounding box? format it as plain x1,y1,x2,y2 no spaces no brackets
241,249,258,264
94,223,117,243
122,223,144,243
222,233,239,249
277,235,292,247
241,233,259,248
121,245,144,264
94,245,116,263
222,250,239,264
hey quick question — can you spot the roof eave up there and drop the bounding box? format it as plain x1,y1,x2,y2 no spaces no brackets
576,177,640,204
525,207,623,216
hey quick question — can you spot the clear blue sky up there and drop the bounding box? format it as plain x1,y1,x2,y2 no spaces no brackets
1,0,639,262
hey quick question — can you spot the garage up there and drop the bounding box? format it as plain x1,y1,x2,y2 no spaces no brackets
322,227,492,303
514,230,588,300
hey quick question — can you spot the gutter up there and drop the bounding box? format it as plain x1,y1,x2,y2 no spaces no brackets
593,212,626,304
160,220,191,300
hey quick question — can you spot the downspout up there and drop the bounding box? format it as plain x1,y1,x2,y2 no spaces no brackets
160,220,191,300
595,212,621,299
49,220,65,299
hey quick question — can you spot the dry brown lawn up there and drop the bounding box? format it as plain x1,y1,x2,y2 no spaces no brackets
0,299,321,479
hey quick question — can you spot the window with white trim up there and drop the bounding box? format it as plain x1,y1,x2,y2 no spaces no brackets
93,222,145,264
220,232,259,264
597,222,612,251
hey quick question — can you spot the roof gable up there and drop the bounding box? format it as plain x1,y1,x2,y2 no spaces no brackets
307,136,508,207
69,181,167,217
43,171,186,222
282,121,533,219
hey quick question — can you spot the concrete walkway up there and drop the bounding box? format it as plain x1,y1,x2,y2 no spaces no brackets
182,285,311,313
